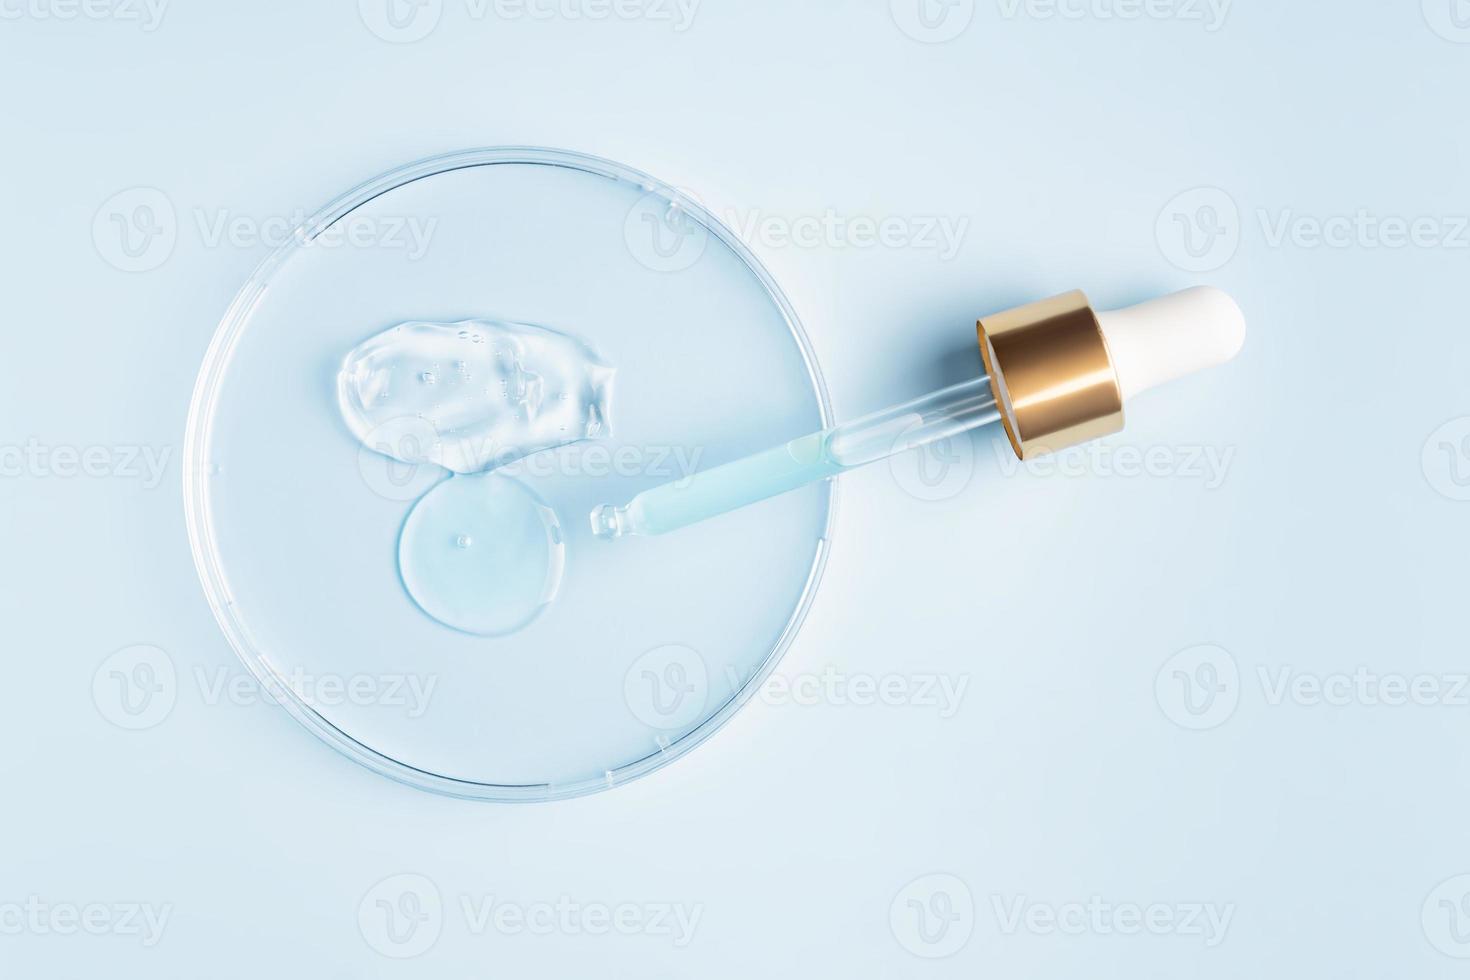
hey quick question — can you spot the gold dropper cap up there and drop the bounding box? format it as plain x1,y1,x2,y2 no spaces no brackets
977,290,1124,461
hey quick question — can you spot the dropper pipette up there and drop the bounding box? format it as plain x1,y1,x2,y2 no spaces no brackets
591,286,1245,540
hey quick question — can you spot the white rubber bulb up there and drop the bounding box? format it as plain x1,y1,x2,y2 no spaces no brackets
1096,286,1246,401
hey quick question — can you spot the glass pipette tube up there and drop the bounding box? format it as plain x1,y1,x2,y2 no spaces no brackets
590,376,1001,539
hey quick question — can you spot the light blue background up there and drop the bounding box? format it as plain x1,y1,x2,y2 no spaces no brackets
3,0,1468,976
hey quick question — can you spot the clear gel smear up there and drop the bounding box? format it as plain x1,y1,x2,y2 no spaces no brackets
338,318,610,637
338,318,614,474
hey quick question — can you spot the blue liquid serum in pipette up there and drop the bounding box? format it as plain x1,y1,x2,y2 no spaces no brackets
593,287,1246,539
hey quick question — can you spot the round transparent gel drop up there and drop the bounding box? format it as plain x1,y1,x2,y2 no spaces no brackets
398,473,565,636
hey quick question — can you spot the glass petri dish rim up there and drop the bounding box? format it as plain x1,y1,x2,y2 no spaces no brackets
182,146,838,802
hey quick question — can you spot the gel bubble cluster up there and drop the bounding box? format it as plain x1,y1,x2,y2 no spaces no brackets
337,319,615,474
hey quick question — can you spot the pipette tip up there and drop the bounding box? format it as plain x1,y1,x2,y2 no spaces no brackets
589,503,626,539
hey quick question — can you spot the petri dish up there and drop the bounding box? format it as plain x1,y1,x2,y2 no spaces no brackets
184,148,835,801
